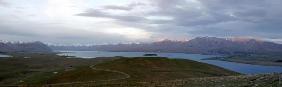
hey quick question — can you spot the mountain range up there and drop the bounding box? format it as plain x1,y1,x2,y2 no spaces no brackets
0,41,53,53
51,37,282,55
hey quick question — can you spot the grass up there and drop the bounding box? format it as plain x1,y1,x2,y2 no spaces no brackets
40,57,241,87
42,73,282,87
47,66,127,83
93,57,239,81
1,53,281,87
0,53,116,85
35,56,239,85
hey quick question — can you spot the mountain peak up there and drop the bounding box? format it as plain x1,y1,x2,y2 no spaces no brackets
0,41,53,53
189,37,230,43
230,37,263,43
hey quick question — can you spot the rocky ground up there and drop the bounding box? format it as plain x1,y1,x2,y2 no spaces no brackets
37,73,281,87
180,73,282,87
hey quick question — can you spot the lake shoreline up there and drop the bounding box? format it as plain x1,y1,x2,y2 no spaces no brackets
58,51,282,74
205,56,282,67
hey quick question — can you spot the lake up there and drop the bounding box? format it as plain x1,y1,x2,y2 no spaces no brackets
0,54,11,58
58,51,282,74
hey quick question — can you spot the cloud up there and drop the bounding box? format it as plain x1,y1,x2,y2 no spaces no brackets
77,0,282,42
1,0,282,44
0,22,135,45
77,9,146,22
102,2,149,11
103,5,132,11
0,0,8,6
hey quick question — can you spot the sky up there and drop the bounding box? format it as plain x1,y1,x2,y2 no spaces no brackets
0,0,282,45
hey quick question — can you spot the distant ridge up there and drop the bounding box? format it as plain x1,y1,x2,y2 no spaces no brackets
185,37,282,55
50,37,282,55
0,41,53,53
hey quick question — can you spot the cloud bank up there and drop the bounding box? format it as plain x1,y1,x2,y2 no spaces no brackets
1,0,282,44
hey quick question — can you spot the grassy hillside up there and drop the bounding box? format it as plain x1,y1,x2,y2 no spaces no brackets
48,57,239,84
47,66,127,83
45,73,281,87
1,54,281,87
94,57,239,81
0,53,116,85
42,57,281,87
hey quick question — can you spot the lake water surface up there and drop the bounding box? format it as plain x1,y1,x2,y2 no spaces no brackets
0,54,11,58
58,51,282,74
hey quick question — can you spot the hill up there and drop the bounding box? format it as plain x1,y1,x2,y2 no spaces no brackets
0,41,52,53
1,54,281,87
0,53,116,85
51,37,282,55
48,57,239,84
186,37,282,55
44,73,282,87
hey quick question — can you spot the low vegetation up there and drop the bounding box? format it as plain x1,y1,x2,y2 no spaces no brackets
47,66,127,83
37,56,241,87
93,57,239,81
0,53,116,85
1,53,281,87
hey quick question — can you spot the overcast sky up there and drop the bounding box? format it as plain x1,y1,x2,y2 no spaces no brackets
1,0,282,45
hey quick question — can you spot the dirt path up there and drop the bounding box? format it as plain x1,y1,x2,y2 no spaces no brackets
89,65,131,81
41,65,131,86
